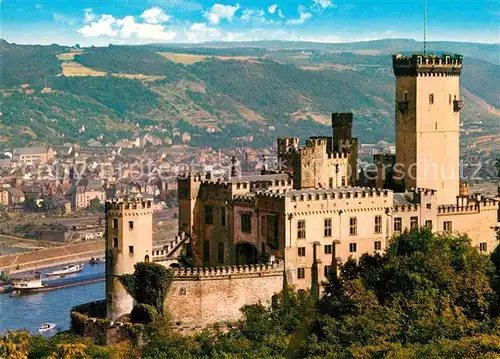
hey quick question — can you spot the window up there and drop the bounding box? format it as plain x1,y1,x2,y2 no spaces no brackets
112,218,118,229
324,244,332,255
128,221,134,230
261,216,266,236
324,265,331,278
404,92,408,102
479,242,487,252
267,215,279,249
349,243,357,253
113,237,118,248
204,205,213,225
144,255,150,262
374,215,382,234
349,217,357,236
410,216,418,230
128,246,134,254
221,209,226,227
394,217,402,232
429,93,434,104
425,220,433,229
341,176,346,187
203,240,210,262
374,241,382,251
241,213,252,233
297,220,306,239
298,247,306,257
329,177,334,188
426,203,432,210
443,221,452,231
324,218,332,237
217,242,224,263
297,267,305,279
449,94,452,104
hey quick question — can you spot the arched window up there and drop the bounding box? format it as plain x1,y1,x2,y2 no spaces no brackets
144,255,150,262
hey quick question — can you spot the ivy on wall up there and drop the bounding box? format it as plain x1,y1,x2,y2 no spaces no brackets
119,262,173,315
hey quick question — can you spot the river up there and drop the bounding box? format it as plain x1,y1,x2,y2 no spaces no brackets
0,262,105,334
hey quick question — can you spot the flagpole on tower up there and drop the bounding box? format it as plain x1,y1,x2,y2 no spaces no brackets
424,0,427,55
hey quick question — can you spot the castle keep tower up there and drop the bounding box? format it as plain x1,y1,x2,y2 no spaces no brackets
105,194,153,320
393,54,463,205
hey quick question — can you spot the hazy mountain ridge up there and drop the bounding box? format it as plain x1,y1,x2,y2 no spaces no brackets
0,39,498,155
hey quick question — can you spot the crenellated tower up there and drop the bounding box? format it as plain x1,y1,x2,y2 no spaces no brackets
105,193,153,320
393,54,463,205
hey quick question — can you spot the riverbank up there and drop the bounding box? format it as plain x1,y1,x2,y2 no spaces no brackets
0,240,105,274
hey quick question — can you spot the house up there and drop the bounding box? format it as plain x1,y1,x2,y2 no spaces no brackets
0,188,9,206
12,147,55,164
7,188,25,205
67,179,106,209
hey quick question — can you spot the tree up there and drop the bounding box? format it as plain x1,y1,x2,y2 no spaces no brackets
495,157,500,178
87,198,104,213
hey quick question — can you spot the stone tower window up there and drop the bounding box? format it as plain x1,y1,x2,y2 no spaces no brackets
349,243,357,253
204,205,213,225
403,92,408,102
324,218,332,237
129,246,134,254
349,217,357,236
217,242,224,263
429,94,434,105
112,218,118,229
324,244,332,254
241,213,252,233
297,267,305,279
374,215,382,234
144,255,150,262
298,247,306,257
443,221,452,231
374,241,382,251
410,216,418,230
221,208,226,227
128,221,134,230
113,237,118,248
479,242,487,252
297,220,306,239
394,217,402,233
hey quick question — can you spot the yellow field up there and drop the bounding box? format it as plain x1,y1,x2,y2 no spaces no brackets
61,61,107,77
158,52,260,64
112,73,166,82
56,51,83,61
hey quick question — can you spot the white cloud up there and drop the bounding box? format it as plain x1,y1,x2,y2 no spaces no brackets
78,12,176,43
83,8,96,23
240,8,266,24
186,22,221,42
78,14,117,37
286,6,312,25
268,4,278,14
313,0,334,9
278,9,285,18
204,3,240,25
140,7,171,24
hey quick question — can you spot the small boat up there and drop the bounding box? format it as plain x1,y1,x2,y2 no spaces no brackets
46,263,84,277
88,257,104,264
39,323,56,332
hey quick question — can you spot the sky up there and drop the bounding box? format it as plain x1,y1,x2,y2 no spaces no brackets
1,0,499,46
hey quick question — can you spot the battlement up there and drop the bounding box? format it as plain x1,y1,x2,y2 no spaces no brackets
393,53,463,77
106,198,152,211
171,260,284,279
305,137,329,148
253,179,293,190
277,137,299,154
411,187,437,197
393,204,420,212
152,232,187,259
326,152,349,160
332,112,353,126
437,204,479,214
287,188,390,202
339,138,358,146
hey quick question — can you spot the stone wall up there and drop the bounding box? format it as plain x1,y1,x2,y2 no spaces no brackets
165,262,285,331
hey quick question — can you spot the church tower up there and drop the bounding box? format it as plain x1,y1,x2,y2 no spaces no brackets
105,192,153,320
392,54,463,205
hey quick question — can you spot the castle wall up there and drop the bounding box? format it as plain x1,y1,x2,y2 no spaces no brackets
437,201,498,252
165,264,284,329
281,189,393,290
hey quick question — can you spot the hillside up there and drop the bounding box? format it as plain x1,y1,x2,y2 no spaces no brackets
0,39,498,157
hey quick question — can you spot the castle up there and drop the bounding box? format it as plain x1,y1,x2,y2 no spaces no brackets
103,53,499,331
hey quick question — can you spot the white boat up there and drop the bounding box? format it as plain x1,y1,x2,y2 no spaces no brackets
88,257,104,264
11,272,44,292
39,323,56,332
46,263,84,277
